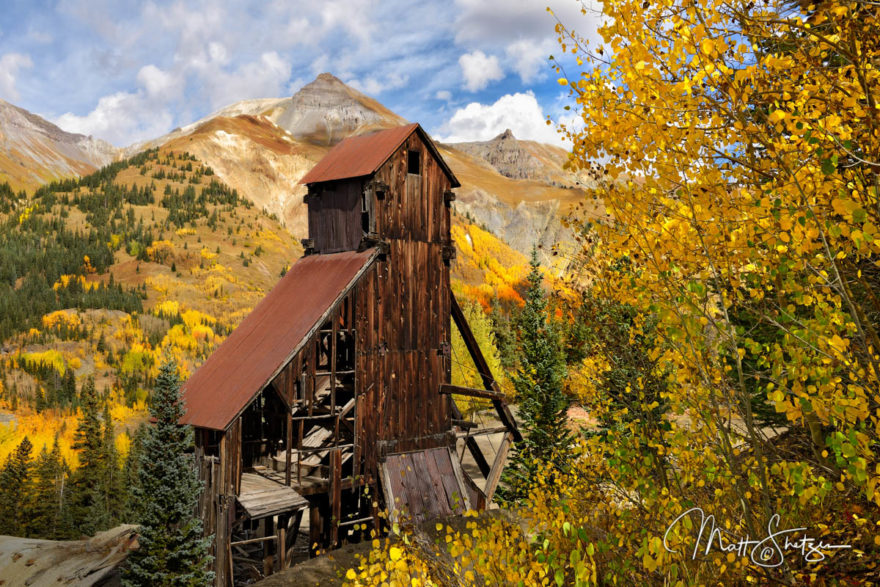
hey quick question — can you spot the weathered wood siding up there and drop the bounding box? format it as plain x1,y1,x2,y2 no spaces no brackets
363,132,453,457
307,179,364,253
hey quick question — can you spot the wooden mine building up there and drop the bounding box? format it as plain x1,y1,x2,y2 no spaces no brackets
181,123,520,585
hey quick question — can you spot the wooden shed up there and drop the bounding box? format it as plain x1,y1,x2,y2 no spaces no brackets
181,123,519,585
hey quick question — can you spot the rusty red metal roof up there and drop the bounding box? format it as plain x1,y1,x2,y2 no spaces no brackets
299,123,460,187
181,249,378,430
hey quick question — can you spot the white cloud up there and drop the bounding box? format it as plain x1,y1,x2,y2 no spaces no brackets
55,91,173,145
137,65,177,100
459,50,503,92
435,90,452,101
454,0,596,44
505,39,555,83
0,53,33,101
437,91,567,146
206,51,292,109
347,72,409,96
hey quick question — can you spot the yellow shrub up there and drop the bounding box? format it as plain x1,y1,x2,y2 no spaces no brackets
146,239,174,263
42,309,82,331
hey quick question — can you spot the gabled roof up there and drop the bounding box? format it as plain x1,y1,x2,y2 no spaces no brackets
298,123,460,187
181,249,379,430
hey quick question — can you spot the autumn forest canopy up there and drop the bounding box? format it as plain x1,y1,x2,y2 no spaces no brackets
349,0,880,583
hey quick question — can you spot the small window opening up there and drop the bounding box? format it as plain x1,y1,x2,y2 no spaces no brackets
361,190,373,234
407,150,420,175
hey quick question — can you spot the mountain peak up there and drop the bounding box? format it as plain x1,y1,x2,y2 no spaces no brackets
494,129,516,141
312,72,346,86
278,72,407,145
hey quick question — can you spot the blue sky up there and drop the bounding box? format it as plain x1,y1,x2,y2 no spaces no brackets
0,0,602,147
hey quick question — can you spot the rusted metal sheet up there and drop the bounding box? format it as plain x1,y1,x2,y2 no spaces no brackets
299,123,460,187
181,249,378,431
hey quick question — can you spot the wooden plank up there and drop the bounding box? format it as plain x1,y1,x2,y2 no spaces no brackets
483,431,513,504
447,446,473,511
440,383,504,402
423,448,454,517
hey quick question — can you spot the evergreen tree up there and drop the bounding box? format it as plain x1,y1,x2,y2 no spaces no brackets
69,377,105,536
499,249,572,503
123,360,213,586
100,403,124,525
27,440,68,539
0,437,34,535
122,424,146,522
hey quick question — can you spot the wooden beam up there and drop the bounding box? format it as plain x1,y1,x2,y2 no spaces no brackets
493,400,522,443
448,400,490,477
450,294,498,392
484,431,513,504
440,383,503,402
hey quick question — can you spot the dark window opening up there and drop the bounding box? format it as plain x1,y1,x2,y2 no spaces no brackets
361,190,374,234
407,150,420,175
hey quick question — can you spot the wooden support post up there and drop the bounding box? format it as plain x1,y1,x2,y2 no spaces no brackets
278,526,287,570
330,450,342,547
263,517,275,577
309,502,323,557
484,431,514,503
451,294,523,443
288,509,304,563
285,410,292,486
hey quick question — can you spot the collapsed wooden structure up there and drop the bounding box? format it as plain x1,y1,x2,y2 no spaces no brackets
181,123,520,585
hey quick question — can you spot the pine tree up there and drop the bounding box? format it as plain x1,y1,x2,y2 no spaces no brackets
123,359,213,586
27,441,68,539
0,437,34,536
122,424,146,522
100,403,124,526
499,249,572,503
69,377,105,536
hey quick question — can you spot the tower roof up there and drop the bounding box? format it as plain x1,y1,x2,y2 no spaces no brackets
299,123,460,187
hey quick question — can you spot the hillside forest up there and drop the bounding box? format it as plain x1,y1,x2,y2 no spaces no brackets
0,146,576,539
2,0,880,584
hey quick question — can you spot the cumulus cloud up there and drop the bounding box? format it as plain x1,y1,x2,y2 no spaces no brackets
0,53,33,101
454,0,594,44
347,72,409,96
137,65,177,100
437,91,567,146
505,39,556,83
459,50,503,92
55,91,174,145
204,51,292,110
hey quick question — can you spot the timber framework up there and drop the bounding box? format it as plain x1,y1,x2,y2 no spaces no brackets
181,123,520,585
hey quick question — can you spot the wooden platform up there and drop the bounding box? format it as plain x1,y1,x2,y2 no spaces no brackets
238,473,308,520
379,447,471,524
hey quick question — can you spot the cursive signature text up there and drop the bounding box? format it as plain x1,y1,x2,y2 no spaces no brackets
663,507,851,568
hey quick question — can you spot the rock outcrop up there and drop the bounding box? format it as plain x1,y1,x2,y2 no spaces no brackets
272,73,408,145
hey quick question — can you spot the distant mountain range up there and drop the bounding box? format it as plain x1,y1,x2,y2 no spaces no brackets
0,99,117,190
0,73,600,263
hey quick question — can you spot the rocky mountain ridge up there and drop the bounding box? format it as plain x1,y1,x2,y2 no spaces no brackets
0,99,118,191
0,74,600,267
